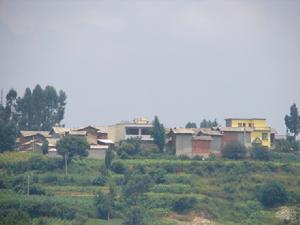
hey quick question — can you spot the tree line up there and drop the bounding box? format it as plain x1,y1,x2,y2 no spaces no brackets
0,85,67,152
185,119,218,129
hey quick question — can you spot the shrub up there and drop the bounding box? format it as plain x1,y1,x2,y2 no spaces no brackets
221,141,247,160
177,155,190,160
172,196,197,213
250,145,270,161
274,138,300,153
111,161,127,174
0,209,30,225
123,206,148,225
149,168,166,184
92,176,108,186
30,185,46,195
257,181,288,207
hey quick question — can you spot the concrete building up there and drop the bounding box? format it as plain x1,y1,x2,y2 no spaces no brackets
169,128,194,157
108,118,153,143
197,128,223,153
192,135,212,157
225,118,272,147
219,127,252,148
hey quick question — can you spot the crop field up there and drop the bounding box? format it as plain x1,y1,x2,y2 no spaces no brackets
1,151,300,225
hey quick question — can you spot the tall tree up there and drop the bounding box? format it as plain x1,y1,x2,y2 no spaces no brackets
105,146,115,169
185,122,197,128
56,136,89,175
151,116,165,153
123,206,148,225
17,85,67,130
200,119,218,128
285,103,300,139
5,89,18,122
0,105,17,152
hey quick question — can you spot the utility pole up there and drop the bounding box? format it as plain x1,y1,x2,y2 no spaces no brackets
27,174,30,196
65,153,68,176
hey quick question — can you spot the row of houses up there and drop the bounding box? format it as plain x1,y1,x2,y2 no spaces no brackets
17,117,153,158
169,118,276,158
17,117,277,158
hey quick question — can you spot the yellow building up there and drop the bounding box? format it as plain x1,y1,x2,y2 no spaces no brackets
225,118,271,148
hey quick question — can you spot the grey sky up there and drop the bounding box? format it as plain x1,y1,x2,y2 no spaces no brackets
1,0,300,133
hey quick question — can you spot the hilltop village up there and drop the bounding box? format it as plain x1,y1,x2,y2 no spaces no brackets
17,117,279,159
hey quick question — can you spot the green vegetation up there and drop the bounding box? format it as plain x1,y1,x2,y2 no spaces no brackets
221,141,247,160
200,119,218,128
1,150,300,225
185,122,197,128
285,103,300,139
151,116,165,153
57,136,89,175
258,181,288,208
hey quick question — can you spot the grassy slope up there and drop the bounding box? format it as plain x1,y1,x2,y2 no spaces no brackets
0,151,300,225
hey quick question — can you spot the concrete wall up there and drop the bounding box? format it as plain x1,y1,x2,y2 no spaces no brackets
88,150,106,159
211,136,222,152
175,134,192,157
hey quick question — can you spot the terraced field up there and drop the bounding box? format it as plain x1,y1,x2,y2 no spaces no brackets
1,151,300,225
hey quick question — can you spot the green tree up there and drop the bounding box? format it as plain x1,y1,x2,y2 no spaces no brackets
0,209,30,225
221,141,247,160
123,206,148,225
250,144,270,161
173,196,197,213
123,173,153,205
151,116,165,153
185,122,197,128
258,181,288,208
0,105,17,152
5,89,18,121
56,136,89,175
117,137,142,158
200,119,218,128
95,192,114,220
105,146,114,169
95,183,117,222
285,103,300,139
41,139,49,155
17,85,67,130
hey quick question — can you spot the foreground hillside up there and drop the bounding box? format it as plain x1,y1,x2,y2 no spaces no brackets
0,151,300,225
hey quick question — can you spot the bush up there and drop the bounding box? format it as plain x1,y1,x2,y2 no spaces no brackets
221,141,247,160
30,185,46,195
257,181,288,208
149,168,166,184
0,209,30,225
274,138,300,153
250,145,270,161
111,161,128,174
177,155,190,160
92,176,108,186
172,196,197,213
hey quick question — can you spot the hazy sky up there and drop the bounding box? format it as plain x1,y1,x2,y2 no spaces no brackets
1,0,300,133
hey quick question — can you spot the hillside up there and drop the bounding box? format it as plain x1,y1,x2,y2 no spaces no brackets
0,151,300,225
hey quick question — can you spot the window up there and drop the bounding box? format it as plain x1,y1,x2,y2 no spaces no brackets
249,123,252,127
243,123,246,127
238,123,242,127
262,133,268,140
141,128,150,135
126,128,139,135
